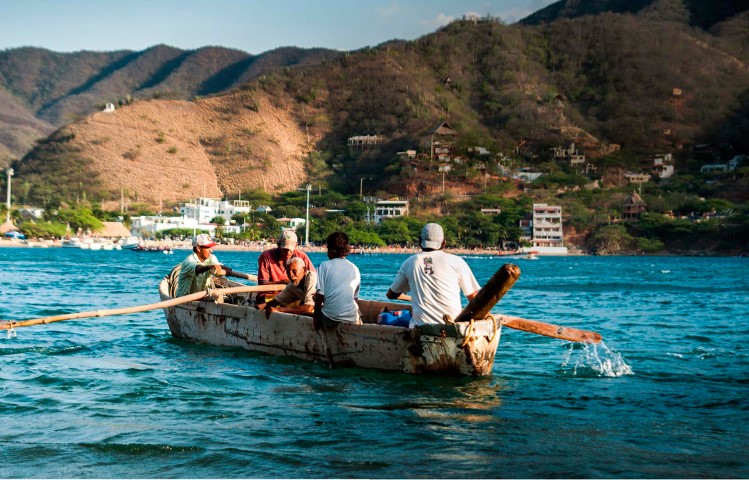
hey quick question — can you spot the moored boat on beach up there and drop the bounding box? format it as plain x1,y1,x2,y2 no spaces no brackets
158,277,502,376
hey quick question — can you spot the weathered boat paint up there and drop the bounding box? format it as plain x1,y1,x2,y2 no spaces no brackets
159,278,501,376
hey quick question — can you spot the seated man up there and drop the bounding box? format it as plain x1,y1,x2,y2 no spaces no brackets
257,230,315,285
176,234,229,297
262,257,317,318
314,231,362,328
386,222,479,327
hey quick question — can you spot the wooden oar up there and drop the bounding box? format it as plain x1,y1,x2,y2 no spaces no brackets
395,263,601,344
0,285,278,331
498,315,602,344
397,295,601,343
454,263,521,323
228,271,257,282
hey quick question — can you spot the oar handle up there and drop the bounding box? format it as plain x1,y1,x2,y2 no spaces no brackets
226,270,257,282
1,284,277,330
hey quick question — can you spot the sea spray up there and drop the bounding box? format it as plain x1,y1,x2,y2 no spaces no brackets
560,341,633,377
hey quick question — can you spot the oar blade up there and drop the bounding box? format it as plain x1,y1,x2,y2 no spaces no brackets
500,315,602,344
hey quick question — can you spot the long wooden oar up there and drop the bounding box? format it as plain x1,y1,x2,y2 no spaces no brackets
228,271,257,282
0,285,278,331
498,315,602,344
454,264,521,323
395,263,601,344
397,293,601,344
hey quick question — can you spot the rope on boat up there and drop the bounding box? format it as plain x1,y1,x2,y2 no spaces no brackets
486,314,498,343
461,319,474,347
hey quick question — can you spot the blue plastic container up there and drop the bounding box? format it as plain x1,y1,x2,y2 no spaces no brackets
377,310,412,327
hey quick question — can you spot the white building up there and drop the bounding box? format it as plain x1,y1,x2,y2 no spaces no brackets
519,203,568,255
179,198,251,224
643,153,675,179
130,215,242,237
277,217,307,229
374,200,409,224
131,215,199,236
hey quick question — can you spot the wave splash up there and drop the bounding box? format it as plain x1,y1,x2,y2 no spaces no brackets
561,342,633,377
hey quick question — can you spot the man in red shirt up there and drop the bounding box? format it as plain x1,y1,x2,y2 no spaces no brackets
257,230,315,285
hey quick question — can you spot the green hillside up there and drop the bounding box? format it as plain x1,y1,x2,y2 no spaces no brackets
5,0,749,254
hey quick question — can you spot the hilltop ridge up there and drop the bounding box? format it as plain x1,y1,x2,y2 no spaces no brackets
0,44,340,165
6,0,749,210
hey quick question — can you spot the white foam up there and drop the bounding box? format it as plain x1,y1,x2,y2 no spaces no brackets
561,342,633,377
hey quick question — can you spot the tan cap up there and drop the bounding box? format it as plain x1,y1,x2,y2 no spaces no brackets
277,230,298,249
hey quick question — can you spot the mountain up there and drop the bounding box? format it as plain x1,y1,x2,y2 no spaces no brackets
9,0,749,210
0,45,341,166
521,0,749,30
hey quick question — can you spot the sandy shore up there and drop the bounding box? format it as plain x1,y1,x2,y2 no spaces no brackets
0,238,514,256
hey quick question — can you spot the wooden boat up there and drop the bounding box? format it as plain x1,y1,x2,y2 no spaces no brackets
2,264,601,375
158,276,502,376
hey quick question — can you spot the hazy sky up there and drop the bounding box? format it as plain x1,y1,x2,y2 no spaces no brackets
0,0,556,54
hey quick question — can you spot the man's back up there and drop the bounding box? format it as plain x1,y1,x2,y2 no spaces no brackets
316,257,360,323
391,250,479,326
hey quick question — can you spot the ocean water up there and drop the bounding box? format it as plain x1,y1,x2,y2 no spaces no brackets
1,247,747,478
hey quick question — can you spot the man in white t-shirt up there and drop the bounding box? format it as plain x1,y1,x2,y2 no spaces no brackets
386,223,480,327
314,231,362,327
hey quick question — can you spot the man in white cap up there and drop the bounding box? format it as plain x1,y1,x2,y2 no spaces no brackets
175,234,230,297
386,222,480,327
257,230,315,286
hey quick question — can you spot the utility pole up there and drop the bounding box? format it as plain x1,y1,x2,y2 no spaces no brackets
305,184,311,246
5,168,13,222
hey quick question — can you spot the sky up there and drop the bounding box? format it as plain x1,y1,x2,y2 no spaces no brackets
0,0,556,54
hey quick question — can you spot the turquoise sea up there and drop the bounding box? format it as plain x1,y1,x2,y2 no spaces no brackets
1,247,747,478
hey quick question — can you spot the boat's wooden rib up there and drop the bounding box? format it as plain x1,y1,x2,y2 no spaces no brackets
159,278,501,376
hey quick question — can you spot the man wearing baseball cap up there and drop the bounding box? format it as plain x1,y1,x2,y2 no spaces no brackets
257,230,315,286
175,234,230,297
386,222,480,327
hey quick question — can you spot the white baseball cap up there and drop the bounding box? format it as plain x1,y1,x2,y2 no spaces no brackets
193,233,218,248
421,223,444,249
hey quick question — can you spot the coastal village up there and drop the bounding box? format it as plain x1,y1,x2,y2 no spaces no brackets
2,116,745,255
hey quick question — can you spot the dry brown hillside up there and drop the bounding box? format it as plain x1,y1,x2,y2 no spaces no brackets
66,90,321,210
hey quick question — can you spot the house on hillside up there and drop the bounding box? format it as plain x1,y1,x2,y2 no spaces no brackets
519,204,568,255
623,192,647,220
642,153,674,179
427,121,458,161
374,200,409,224
276,217,306,229
625,172,651,184
180,198,251,223
348,135,381,150
700,163,728,173
551,142,586,167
